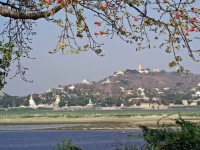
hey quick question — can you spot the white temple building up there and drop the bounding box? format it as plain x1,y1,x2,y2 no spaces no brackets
46,88,53,93
68,85,75,90
192,90,200,97
137,87,144,92
114,70,124,76
197,83,200,87
120,87,125,92
196,83,200,91
102,78,111,84
82,78,90,84
29,94,36,107
153,68,160,72
126,90,133,95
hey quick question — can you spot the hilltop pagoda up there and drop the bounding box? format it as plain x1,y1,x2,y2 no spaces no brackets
137,64,148,73
82,78,90,84
102,78,111,84
153,67,160,72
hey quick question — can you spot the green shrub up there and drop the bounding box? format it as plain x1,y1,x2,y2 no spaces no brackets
51,139,83,150
139,115,200,150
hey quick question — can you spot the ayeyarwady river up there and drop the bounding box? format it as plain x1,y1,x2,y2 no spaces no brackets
0,129,144,150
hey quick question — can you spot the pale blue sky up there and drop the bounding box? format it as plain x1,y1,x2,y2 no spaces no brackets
1,2,200,96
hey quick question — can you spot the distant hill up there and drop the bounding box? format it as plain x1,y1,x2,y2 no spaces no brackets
1,70,200,108
65,71,200,98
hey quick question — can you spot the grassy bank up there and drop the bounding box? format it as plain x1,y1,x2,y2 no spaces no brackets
2,111,200,118
1,108,200,129
1,115,200,130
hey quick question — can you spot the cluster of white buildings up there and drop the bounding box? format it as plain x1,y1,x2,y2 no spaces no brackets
191,83,200,97
28,94,61,108
137,64,160,73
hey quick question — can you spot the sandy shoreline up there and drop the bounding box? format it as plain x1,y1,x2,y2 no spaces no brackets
1,116,200,130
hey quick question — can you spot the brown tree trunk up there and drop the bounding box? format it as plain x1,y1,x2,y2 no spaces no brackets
0,6,62,20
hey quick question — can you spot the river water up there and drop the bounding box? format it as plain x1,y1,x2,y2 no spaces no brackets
0,129,144,150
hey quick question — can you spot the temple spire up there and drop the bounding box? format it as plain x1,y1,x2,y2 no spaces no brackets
30,94,33,100
29,94,36,107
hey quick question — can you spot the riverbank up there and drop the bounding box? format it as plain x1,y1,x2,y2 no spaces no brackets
1,116,200,130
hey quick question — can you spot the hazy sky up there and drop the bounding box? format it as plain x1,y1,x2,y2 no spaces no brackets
1,4,200,96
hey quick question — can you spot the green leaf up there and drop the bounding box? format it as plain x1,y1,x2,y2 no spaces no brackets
95,49,102,55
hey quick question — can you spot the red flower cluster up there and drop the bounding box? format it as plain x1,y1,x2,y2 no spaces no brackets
94,22,101,26
176,13,181,19
163,0,167,3
193,17,197,21
94,31,107,35
44,0,52,5
134,18,138,21
190,27,195,32
118,26,122,31
99,31,107,35
185,27,195,32
100,4,108,10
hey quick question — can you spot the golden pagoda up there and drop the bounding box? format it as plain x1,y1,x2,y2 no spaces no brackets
30,94,33,100
141,91,145,97
29,94,36,107
106,78,110,83
102,77,111,84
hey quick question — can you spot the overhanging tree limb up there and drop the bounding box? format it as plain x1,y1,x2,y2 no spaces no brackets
0,5,62,20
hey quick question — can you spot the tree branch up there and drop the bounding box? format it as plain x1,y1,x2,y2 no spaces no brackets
0,5,62,20
0,1,20,10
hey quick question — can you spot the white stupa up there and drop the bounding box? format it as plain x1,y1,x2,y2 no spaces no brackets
55,95,60,105
153,68,160,72
197,83,200,87
114,70,124,76
196,90,200,97
87,99,94,107
82,78,90,84
29,94,36,107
